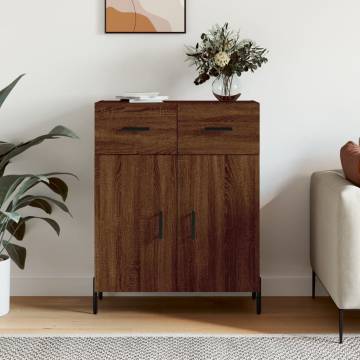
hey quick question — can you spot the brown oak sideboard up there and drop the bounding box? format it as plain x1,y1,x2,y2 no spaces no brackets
94,101,260,314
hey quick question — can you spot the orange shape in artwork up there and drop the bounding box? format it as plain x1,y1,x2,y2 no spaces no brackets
106,7,156,32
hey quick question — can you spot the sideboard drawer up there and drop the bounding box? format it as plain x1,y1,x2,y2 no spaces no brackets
178,103,259,154
95,102,177,154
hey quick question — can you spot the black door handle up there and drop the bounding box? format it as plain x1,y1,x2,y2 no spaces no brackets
204,127,233,132
159,211,163,239
191,210,196,240
120,127,150,132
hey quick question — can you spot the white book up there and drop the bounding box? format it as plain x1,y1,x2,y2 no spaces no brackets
125,92,160,97
139,96,168,101
127,95,168,100
129,99,165,103
117,92,160,100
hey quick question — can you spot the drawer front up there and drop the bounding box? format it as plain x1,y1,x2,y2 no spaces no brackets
178,103,259,154
95,102,177,154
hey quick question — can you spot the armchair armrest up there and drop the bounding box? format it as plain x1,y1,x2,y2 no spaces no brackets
311,170,360,309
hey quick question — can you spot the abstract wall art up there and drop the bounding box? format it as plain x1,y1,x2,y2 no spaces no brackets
105,0,186,33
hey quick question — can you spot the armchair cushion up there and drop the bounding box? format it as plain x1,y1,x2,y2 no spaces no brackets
340,141,360,186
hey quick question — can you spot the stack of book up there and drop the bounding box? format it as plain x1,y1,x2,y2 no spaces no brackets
116,92,168,103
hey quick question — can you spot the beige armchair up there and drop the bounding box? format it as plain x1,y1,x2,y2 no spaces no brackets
311,170,360,343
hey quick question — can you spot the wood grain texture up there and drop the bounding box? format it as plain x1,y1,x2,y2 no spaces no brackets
178,103,259,155
95,101,260,294
95,102,177,154
95,155,177,292
177,155,259,292
0,297,353,335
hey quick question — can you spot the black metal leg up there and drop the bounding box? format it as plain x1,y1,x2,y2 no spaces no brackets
256,292,261,314
93,278,98,315
256,277,261,315
312,271,316,299
99,292,103,300
339,309,344,344
252,292,256,300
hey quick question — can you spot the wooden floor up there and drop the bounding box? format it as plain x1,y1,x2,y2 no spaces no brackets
0,296,359,335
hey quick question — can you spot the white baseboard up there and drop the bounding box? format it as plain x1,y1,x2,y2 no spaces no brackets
11,275,328,296
11,276,92,296
261,275,328,296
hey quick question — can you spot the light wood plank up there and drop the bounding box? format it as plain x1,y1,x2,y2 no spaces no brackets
0,297,359,335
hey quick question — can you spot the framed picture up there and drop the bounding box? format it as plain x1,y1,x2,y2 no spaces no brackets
105,0,186,33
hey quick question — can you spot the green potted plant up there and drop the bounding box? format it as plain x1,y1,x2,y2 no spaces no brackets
186,23,268,101
0,75,78,316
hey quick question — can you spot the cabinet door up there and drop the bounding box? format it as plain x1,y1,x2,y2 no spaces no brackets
95,155,177,292
177,155,259,292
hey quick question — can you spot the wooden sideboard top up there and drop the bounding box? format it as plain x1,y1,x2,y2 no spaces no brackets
95,100,259,106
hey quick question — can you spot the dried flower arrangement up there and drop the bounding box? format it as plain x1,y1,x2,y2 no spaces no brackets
186,23,268,101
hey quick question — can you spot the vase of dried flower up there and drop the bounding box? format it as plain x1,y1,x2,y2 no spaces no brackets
212,74,241,101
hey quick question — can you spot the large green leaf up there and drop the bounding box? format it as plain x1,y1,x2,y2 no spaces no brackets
0,142,16,157
6,219,25,240
42,172,79,181
6,215,60,241
11,175,49,205
0,126,79,174
47,178,68,201
14,195,52,214
1,172,75,218
0,174,51,208
22,216,60,236
0,162,9,177
0,214,9,235
0,74,25,109
13,174,74,203
5,242,26,269
0,175,27,206
42,172,78,178
49,126,79,139
0,210,20,223
14,195,71,216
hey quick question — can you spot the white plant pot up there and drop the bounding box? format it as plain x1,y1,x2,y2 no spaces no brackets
0,255,10,317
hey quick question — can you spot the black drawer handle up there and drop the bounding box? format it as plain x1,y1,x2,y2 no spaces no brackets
159,211,163,240
204,127,233,132
120,127,150,132
191,210,196,240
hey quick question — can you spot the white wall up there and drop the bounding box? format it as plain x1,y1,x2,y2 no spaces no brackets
1,0,359,296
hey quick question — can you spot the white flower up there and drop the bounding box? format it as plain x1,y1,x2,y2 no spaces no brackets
239,39,253,47
224,39,234,50
214,52,230,68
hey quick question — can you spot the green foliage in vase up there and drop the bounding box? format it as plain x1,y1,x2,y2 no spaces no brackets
0,75,79,269
186,23,268,85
